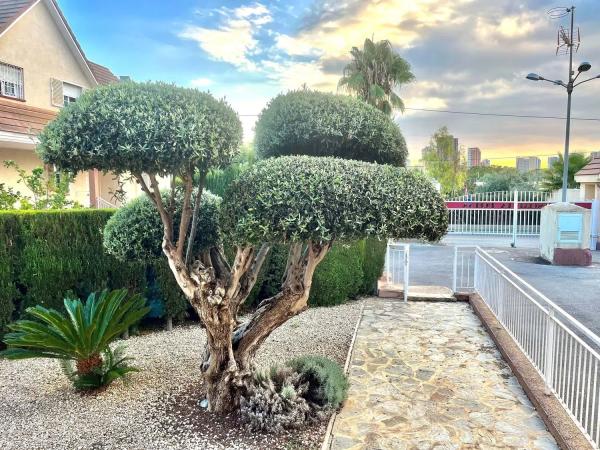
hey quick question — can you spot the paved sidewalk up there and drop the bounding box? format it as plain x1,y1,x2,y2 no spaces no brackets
329,299,558,450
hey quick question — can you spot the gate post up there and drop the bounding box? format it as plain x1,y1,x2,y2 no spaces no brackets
511,190,518,247
452,246,458,293
403,244,410,303
591,199,599,251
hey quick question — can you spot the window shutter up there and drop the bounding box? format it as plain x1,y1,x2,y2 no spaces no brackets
50,78,63,107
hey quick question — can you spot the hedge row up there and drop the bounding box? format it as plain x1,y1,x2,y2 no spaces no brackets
0,210,185,339
245,238,386,309
0,210,387,339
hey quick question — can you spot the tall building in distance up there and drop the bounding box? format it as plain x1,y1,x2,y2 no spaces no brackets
481,159,491,167
548,156,560,167
453,137,459,155
591,151,600,160
467,147,481,168
516,156,541,173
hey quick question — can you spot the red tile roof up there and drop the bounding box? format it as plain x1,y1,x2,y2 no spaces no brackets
87,60,119,85
0,0,35,36
0,97,56,135
0,0,119,85
576,158,600,177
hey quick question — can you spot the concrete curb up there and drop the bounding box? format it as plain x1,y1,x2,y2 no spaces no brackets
320,300,365,450
470,293,593,450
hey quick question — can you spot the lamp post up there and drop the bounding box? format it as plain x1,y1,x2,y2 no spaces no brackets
526,6,600,202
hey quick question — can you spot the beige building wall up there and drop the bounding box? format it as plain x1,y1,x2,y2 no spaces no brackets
0,1,94,110
0,146,90,206
0,1,128,208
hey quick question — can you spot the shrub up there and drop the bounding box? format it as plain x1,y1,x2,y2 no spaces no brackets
357,238,387,295
38,82,242,175
1,289,150,390
254,90,408,166
287,356,348,409
309,243,363,306
0,209,173,338
103,190,221,262
154,260,188,321
222,156,447,245
240,366,324,432
7,210,116,311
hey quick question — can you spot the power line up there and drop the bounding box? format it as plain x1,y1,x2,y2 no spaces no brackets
401,107,600,122
239,108,600,122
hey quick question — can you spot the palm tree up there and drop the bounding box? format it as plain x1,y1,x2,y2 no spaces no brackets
338,38,415,116
541,153,591,192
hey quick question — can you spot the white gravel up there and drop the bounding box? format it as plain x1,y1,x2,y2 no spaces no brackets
0,300,363,450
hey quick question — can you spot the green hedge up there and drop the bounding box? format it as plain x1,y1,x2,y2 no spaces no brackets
244,239,386,309
0,209,182,340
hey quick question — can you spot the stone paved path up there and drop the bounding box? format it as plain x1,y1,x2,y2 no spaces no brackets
329,299,558,450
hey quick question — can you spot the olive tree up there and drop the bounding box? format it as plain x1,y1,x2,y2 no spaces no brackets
38,82,448,413
255,89,408,166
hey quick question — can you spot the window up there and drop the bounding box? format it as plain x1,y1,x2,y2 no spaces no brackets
0,61,24,100
62,82,82,106
50,79,82,107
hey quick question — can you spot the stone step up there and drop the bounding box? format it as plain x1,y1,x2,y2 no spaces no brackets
378,284,457,302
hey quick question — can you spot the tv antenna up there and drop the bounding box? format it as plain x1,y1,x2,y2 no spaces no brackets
548,7,580,56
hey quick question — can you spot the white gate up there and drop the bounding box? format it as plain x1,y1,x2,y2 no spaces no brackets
384,242,410,303
446,191,594,245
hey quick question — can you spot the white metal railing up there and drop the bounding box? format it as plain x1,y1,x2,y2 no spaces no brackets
455,246,600,448
447,190,552,241
452,246,477,292
384,242,410,303
96,197,117,209
447,190,551,202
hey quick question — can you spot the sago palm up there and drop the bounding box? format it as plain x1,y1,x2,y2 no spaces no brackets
338,37,415,115
1,289,149,389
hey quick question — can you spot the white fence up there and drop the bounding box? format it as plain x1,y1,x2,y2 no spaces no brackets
455,246,600,448
384,242,410,303
446,191,552,240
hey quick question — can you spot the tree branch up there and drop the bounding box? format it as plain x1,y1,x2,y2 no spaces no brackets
231,243,270,316
175,170,194,259
135,173,174,246
185,170,207,266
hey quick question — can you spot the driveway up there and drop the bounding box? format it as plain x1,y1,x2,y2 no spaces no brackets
329,299,557,449
404,236,600,336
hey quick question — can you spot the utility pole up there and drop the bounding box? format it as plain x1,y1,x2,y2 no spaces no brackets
562,6,575,203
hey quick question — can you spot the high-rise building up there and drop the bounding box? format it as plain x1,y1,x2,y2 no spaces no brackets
591,151,600,160
481,159,491,167
516,156,541,173
453,138,459,155
548,156,559,167
467,147,481,168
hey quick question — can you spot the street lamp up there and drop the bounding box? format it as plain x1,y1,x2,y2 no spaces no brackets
526,6,600,202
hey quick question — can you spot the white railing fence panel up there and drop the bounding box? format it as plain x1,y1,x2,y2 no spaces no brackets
385,242,410,303
452,246,477,292
458,246,600,448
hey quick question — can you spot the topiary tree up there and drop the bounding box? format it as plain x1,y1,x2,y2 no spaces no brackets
254,89,408,166
38,82,447,413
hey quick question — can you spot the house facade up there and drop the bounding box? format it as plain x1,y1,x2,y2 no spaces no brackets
575,157,600,201
0,0,127,207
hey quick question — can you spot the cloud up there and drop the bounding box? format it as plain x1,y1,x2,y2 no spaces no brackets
179,3,272,71
190,77,213,87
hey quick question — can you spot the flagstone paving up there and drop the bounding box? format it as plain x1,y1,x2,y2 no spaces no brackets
329,299,558,450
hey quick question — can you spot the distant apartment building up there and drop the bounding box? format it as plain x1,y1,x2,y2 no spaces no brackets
548,156,560,167
481,159,491,167
516,156,541,173
591,151,600,159
467,147,481,168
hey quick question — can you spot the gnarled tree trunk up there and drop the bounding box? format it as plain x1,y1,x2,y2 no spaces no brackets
134,171,331,414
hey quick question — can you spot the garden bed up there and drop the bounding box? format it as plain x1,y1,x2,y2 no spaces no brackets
0,301,362,450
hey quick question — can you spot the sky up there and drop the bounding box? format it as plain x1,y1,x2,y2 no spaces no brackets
59,0,600,167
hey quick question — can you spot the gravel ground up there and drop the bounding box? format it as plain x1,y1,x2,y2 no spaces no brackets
0,300,363,450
